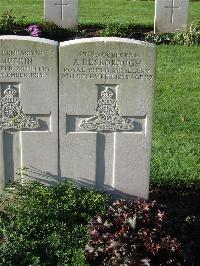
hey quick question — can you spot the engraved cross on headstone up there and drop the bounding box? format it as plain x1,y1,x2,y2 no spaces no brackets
54,0,69,20
0,83,51,184
66,84,146,188
165,0,180,23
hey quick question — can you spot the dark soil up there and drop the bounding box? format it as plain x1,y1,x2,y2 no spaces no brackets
150,187,200,265
42,24,154,42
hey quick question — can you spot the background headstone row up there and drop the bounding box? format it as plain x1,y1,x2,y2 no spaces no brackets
44,0,189,33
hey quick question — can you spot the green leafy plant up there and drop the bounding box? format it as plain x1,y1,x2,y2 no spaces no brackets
145,20,200,46
0,181,109,265
16,166,29,177
0,10,26,34
86,199,184,265
173,20,200,45
145,32,173,44
101,23,132,38
0,10,17,31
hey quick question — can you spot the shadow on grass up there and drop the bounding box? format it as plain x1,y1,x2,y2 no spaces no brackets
150,187,200,265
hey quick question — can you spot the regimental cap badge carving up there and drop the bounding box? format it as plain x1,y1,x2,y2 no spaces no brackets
79,87,134,132
0,85,39,130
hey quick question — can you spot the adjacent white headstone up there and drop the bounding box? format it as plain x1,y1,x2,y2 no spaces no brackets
44,0,78,29
59,38,156,199
154,0,189,33
0,36,58,190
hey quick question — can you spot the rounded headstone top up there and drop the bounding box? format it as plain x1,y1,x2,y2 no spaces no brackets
60,37,155,48
0,35,58,46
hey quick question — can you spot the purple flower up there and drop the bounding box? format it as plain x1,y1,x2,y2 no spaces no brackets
27,25,41,37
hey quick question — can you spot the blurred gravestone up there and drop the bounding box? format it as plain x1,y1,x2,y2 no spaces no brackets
154,0,189,33
44,0,79,29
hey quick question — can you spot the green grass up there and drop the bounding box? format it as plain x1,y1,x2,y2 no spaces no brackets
79,0,154,26
151,45,200,187
0,0,199,25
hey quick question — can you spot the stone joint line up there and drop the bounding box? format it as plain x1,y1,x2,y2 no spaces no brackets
165,0,181,23
54,0,70,20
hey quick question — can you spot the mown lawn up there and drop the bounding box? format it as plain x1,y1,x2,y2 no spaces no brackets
151,45,200,187
0,0,199,25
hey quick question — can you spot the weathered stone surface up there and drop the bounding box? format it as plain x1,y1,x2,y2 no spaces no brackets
0,36,58,190
154,0,189,33
59,38,156,199
44,0,78,29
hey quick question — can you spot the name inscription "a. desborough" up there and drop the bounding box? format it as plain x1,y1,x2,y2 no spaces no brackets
61,51,154,81
73,58,142,67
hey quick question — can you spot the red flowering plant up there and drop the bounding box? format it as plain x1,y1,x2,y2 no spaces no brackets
85,199,184,265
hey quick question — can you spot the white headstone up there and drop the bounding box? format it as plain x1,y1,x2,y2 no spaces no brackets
154,0,189,33
0,36,58,190
59,38,156,199
44,0,78,29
